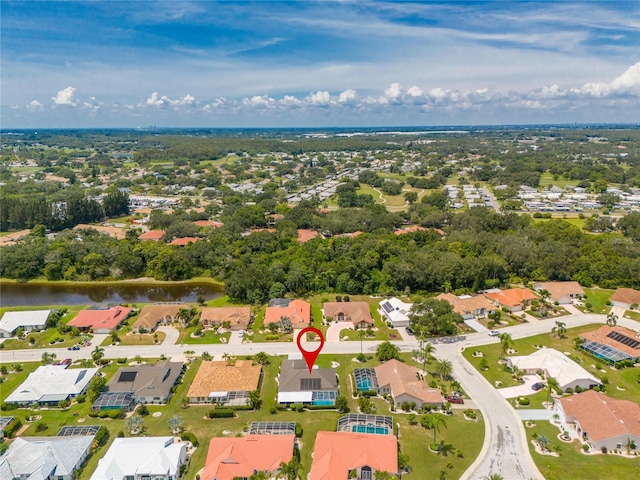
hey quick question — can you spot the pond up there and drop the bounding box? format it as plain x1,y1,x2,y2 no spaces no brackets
0,282,223,306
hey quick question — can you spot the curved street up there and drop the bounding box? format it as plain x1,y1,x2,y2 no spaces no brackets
2,312,638,480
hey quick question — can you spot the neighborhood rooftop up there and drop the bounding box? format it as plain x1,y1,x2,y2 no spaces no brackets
187,361,262,398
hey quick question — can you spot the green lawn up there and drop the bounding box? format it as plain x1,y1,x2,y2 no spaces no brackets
525,420,639,480
180,328,231,345
463,324,640,403
580,287,615,314
623,310,640,321
539,173,578,188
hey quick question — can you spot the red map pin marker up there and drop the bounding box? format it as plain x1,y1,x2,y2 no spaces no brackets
296,326,325,373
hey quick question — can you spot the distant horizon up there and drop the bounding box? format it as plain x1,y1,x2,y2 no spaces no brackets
2,1,638,128
2,122,640,133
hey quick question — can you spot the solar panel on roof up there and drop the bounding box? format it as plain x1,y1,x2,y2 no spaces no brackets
118,371,137,382
301,378,321,390
382,302,394,313
607,331,640,349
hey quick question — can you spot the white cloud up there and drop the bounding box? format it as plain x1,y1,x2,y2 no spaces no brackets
407,85,423,97
338,89,357,103
27,100,43,110
306,90,332,105
52,86,77,106
144,92,197,108
280,95,303,106
242,95,275,108
146,92,164,106
383,82,402,101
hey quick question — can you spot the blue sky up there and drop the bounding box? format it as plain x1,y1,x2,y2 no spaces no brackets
2,1,639,128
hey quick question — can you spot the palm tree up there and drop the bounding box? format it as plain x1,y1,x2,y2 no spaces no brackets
421,343,435,371
606,312,618,327
538,289,551,310
436,439,455,457
424,412,448,445
537,434,550,451
248,390,262,410
41,352,56,365
434,359,453,380
277,458,299,480
376,341,400,361
222,352,230,365
92,346,105,362
499,333,512,358
482,474,505,480
551,321,566,338
625,437,636,455
201,351,213,361
358,329,365,355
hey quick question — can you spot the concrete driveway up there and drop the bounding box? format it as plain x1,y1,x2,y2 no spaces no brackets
562,303,584,316
498,375,541,399
156,326,179,346
227,330,244,346
326,321,354,342
464,319,487,333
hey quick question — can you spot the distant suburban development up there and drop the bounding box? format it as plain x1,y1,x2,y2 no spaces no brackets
1,126,639,480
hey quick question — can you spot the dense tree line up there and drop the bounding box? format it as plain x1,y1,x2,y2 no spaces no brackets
0,190,129,231
1,208,638,302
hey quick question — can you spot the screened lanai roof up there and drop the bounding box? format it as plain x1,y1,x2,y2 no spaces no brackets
580,341,633,364
92,392,135,410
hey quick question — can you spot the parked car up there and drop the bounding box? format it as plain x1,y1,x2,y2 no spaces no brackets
61,358,72,366
488,329,500,337
531,382,546,391
405,327,414,336
67,345,80,351
238,330,244,337
447,395,465,404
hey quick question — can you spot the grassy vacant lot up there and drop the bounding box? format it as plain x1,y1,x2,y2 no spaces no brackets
1,351,483,480
580,287,615,314
539,173,578,188
525,419,639,480
463,324,640,403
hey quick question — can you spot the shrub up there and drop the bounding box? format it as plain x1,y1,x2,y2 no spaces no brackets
108,409,125,419
601,447,608,454
295,403,305,413
180,431,199,447
95,426,109,445
4,418,22,438
88,410,99,418
98,410,109,418
360,390,377,398
35,421,48,432
117,431,125,438
208,409,234,419
117,357,127,364
582,444,589,452
270,406,277,414
575,386,583,393
518,397,530,406
356,353,366,363
76,394,86,404
138,405,149,416
295,423,303,437
464,409,477,419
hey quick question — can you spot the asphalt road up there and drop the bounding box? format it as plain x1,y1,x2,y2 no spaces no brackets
2,312,637,480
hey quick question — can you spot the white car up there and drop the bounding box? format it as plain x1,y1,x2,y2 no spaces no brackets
488,329,500,337
238,330,244,337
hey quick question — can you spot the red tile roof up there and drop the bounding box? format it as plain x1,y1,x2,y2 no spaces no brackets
610,288,640,306
435,293,494,316
559,390,640,443
297,229,319,243
375,359,443,405
394,226,445,236
579,325,640,358
323,302,373,326
68,306,132,331
264,299,311,327
203,435,294,480
309,431,398,480
138,230,165,241
484,288,537,308
193,220,223,228
535,281,584,300
169,236,202,246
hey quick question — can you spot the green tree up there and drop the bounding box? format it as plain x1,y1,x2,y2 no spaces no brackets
551,320,566,338
404,191,418,204
606,312,618,327
253,352,270,365
433,359,453,380
92,346,105,362
335,396,350,413
409,298,462,337
499,333,512,359
168,415,183,434
249,390,262,410
376,341,401,362
422,412,448,445
126,416,143,435
41,351,56,365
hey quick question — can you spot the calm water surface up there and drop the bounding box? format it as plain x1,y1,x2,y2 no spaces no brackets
0,282,223,306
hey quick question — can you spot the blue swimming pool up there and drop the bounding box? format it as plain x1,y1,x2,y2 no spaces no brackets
312,400,335,406
352,425,389,435
357,379,372,390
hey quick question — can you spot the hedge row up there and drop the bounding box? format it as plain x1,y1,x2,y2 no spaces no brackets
208,409,234,418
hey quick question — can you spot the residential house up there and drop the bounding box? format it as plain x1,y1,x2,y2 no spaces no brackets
579,325,640,364
277,359,338,405
323,302,374,329
556,390,640,452
309,431,399,480
132,304,188,333
201,306,252,331
5,364,99,406
0,435,95,480
138,229,165,241
263,299,311,329
106,360,183,404
0,310,51,338
202,435,295,480
187,360,262,405
297,229,319,243
435,293,494,320
534,281,585,304
374,359,444,409
483,288,538,313
170,236,202,246
610,288,640,310
68,305,132,334
90,437,187,480
73,224,127,240
0,229,31,247
378,297,412,328
507,348,600,392
192,220,223,228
